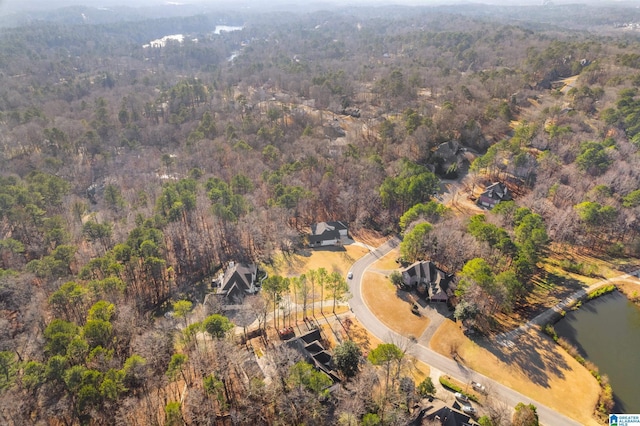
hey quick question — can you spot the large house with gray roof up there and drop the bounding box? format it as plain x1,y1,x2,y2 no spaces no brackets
216,262,258,304
401,261,455,303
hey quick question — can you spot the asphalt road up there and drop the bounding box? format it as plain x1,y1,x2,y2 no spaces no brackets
347,237,581,426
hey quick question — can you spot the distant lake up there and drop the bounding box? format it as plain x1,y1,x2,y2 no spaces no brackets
554,290,640,413
143,26,243,48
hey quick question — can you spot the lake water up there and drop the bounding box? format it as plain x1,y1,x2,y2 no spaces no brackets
143,26,243,48
554,290,640,413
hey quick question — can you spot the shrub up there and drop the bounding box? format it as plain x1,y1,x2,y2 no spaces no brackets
557,337,581,362
362,413,381,426
439,375,459,391
390,271,404,287
541,324,558,342
438,376,479,402
585,360,601,382
598,383,614,414
606,242,625,257
559,260,598,277
417,377,435,397
588,285,616,300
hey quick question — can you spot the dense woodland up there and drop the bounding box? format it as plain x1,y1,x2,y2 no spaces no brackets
1,2,640,424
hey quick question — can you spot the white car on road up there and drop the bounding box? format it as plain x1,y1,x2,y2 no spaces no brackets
461,405,476,415
471,381,486,394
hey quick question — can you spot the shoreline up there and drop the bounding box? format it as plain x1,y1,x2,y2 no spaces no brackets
543,285,640,421
614,281,640,307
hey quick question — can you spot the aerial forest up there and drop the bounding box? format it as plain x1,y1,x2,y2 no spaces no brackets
1,2,640,424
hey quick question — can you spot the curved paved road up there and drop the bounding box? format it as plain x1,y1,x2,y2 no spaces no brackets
347,238,581,426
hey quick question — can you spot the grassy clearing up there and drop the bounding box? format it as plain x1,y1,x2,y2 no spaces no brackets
302,305,349,320
430,320,601,426
361,271,429,339
325,314,431,382
615,281,640,305
320,322,343,349
336,316,383,357
411,360,431,386
544,242,636,282
371,247,401,271
446,195,485,216
262,244,369,309
265,244,369,278
350,229,389,248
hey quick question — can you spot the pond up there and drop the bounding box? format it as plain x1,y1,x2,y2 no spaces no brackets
554,290,640,413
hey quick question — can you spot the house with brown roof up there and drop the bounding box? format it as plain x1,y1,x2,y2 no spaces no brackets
308,221,349,247
401,261,455,303
477,182,511,209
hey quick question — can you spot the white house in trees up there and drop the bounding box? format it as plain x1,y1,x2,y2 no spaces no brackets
308,221,349,247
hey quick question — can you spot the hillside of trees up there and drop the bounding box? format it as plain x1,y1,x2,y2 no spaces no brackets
1,2,640,424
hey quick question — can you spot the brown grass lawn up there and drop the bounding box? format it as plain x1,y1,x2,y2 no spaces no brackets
371,247,401,271
543,242,637,283
317,314,382,357
411,359,431,386
292,305,350,323
446,195,484,217
350,228,389,248
259,243,376,340
341,316,383,357
615,280,640,304
266,244,369,278
430,320,601,426
361,271,430,339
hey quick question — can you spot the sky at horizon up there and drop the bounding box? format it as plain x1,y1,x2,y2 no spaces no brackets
0,0,634,18
0,0,622,13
